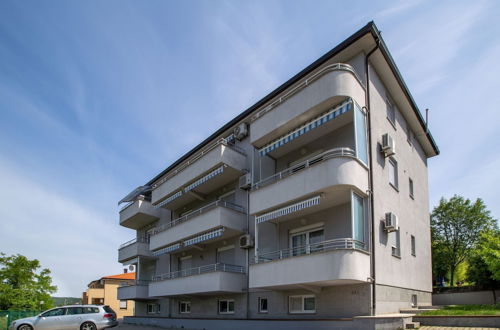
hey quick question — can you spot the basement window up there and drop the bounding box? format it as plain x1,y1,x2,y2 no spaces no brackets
289,295,315,314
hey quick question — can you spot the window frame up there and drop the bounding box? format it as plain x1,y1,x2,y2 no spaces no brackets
411,235,416,257
289,225,325,256
258,297,268,314
119,300,127,310
179,301,191,314
409,178,414,199
406,122,413,146
388,157,399,190
147,303,156,314
288,295,316,314
218,299,235,314
391,229,401,258
386,97,396,128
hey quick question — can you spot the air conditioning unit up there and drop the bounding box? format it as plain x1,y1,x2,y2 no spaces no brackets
239,173,252,190
381,133,395,157
385,212,398,232
234,122,249,140
239,234,254,249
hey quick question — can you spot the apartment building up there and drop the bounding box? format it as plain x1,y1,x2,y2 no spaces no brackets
82,272,135,319
116,21,439,325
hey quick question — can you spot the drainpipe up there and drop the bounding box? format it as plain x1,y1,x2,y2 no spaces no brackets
365,38,380,316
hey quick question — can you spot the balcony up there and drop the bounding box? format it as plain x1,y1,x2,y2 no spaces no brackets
151,141,247,210
150,200,246,252
117,280,150,300
118,238,153,263
250,148,369,215
250,238,370,289
119,198,160,229
251,63,365,147
149,263,246,296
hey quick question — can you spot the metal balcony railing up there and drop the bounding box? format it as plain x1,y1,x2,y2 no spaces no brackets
152,200,245,235
119,279,150,287
152,263,245,282
251,238,365,264
252,147,356,190
119,236,150,250
151,138,246,189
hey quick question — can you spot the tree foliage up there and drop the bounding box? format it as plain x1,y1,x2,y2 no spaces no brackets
0,253,57,310
431,195,496,286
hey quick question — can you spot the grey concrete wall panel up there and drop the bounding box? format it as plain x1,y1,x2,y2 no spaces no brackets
149,206,246,250
117,285,149,300
432,290,500,305
250,249,370,289
120,200,161,229
149,271,246,297
250,156,368,215
375,284,431,315
118,242,152,263
251,69,366,147
152,144,247,205
413,316,500,327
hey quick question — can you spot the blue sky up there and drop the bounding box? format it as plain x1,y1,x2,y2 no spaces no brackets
0,0,499,297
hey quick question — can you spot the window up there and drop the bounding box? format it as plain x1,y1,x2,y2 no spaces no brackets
147,304,160,314
391,229,401,258
409,178,414,199
218,299,235,314
82,307,99,314
411,294,418,307
352,192,365,244
406,122,413,145
386,97,396,126
67,307,84,315
289,295,315,314
354,105,368,164
411,235,416,256
179,301,191,314
119,300,127,310
258,298,268,313
290,225,324,256
388,158,398,189
41,308,66,317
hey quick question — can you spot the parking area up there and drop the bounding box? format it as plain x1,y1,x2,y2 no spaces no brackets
115,323,171,330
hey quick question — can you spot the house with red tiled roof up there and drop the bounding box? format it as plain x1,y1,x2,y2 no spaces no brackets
82,272,136,319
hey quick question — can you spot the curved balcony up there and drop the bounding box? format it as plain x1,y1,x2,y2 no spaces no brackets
118,237,153,263
151,141,247,210
149,263,246,297
150,200,246,251
117,280,150,300
119,199,160,229
251,63,365,147
249,238,370,289
250,148,368,215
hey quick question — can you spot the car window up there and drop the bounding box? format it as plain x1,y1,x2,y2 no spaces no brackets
82,307,99,314
42,308,66,317
67,307,84,315
103,306,116,314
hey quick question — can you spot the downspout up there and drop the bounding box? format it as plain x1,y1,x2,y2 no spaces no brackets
365,38,380,316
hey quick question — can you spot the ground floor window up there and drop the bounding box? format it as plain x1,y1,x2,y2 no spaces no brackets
119,300,127,310
289,295,315,314
258,297,268,313
147,303,161,314
179,301,191,314
218,299,235,314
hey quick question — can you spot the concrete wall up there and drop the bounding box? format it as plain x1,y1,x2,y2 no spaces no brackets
375,284,431,314
432,290,500,305
102,280,135,319
368,62,433,301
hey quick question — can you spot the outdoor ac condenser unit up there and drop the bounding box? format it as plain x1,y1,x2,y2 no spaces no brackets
385,212,398,232
382,133,396,157
234,122,249,140
239,173,252,190
239,234,254,249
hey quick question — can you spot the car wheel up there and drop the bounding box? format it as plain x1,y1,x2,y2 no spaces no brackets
17,325,33,330
80,322,97,330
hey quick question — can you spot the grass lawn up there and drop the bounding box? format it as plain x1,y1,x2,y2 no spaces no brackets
419,304,500,316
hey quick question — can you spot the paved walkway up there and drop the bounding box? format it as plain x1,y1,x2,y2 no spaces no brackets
420,327,500,330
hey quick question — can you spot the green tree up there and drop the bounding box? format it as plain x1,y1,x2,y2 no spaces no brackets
431,195,496,286
0,253,57,310
477,230,500,280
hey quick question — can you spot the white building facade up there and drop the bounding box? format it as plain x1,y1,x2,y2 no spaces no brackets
116,22,439,324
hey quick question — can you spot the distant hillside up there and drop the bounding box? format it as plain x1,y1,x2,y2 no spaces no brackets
52,297,82,306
